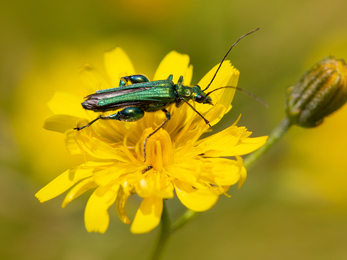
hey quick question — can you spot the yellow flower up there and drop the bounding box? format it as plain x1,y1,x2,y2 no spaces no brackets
36,47,268,234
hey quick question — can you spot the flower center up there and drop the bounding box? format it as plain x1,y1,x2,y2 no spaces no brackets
140,127,173,172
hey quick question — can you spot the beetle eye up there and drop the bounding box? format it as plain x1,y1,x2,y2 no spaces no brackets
194,94,205,103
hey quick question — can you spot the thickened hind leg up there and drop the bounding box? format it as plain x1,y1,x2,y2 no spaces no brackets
74,107,145,131
119,75,149,86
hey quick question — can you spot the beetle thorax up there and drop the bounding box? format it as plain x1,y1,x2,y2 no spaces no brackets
175,85,192,98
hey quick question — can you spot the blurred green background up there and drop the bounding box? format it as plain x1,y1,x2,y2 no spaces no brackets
1,0,347,259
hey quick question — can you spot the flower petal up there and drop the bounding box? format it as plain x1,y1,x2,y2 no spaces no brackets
79,64,111,92
35,166,95,203
135,170,175,199
74,126,129,161
130,195,163,234
191,124,243,156
43,114,80,133
93,163,129,186
48,91,86,118
173,180,219,212
62,177,97,208
84,184,119,233
116,186,131,224
191,124,268,157
222,68,239,114
230,136,268,156
153,51,192,84
200,158,243,186
204,103,227,126
166,159,201,183
104,47,135,86
237,157,247,189
65,129,83,154
193,61,237,115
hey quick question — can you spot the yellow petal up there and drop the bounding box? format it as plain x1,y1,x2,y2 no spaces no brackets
116,186,131,224
79,64,111,92
43,114,80,133
230,136,268,156
192,124,268,157
35,166,95,203
130,195,163,234
134,170,175,199
153,51,191,84
193,61,236,115
173,180,219,212
166,159,201,183
85,184,119,233
218,68,240,114
104,47,135,86
75,127,129,161
237,157,247,189
93,163,129,186
204,103,227,127
202,158,242,186
174,123,206,156
48,91,86,118
155,171,175,198
65,129,83,154
62,177,97,208
184,125,240,157
198,61,233,92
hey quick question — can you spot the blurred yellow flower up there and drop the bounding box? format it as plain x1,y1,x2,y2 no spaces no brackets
35,47,267,234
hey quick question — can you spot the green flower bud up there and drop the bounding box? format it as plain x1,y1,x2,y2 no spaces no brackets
285,56,347,127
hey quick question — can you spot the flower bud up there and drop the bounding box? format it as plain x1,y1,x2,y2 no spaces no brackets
285,56,347,127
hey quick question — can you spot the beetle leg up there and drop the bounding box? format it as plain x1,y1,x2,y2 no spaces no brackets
177,75,184,84
120,74,149,86
142,166,153,174
167,74,173,81
107,107,145,122
143,109,171,162
181,98,211,127
75,107,145,131
74,116,101,131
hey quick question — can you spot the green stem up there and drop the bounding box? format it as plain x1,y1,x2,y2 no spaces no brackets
244,116,292,169
149,201,171,260
172,209,199,233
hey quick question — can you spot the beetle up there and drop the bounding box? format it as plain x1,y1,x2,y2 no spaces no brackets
75,28,260,161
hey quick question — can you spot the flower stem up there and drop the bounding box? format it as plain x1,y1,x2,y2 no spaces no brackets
149,201,171,260
172,209,199,233
244,116,292,169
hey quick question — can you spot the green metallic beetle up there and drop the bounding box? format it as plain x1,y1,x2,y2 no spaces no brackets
75,28,260,161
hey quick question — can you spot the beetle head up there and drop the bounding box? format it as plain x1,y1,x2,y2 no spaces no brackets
192,85,213,105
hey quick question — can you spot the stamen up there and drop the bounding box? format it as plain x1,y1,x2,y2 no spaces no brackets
140,128,173,171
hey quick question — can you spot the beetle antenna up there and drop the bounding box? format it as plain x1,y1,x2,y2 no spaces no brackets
206,86,268,107
202,27,260,92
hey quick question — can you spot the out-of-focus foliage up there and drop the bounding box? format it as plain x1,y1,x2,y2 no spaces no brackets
1,0,347,259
